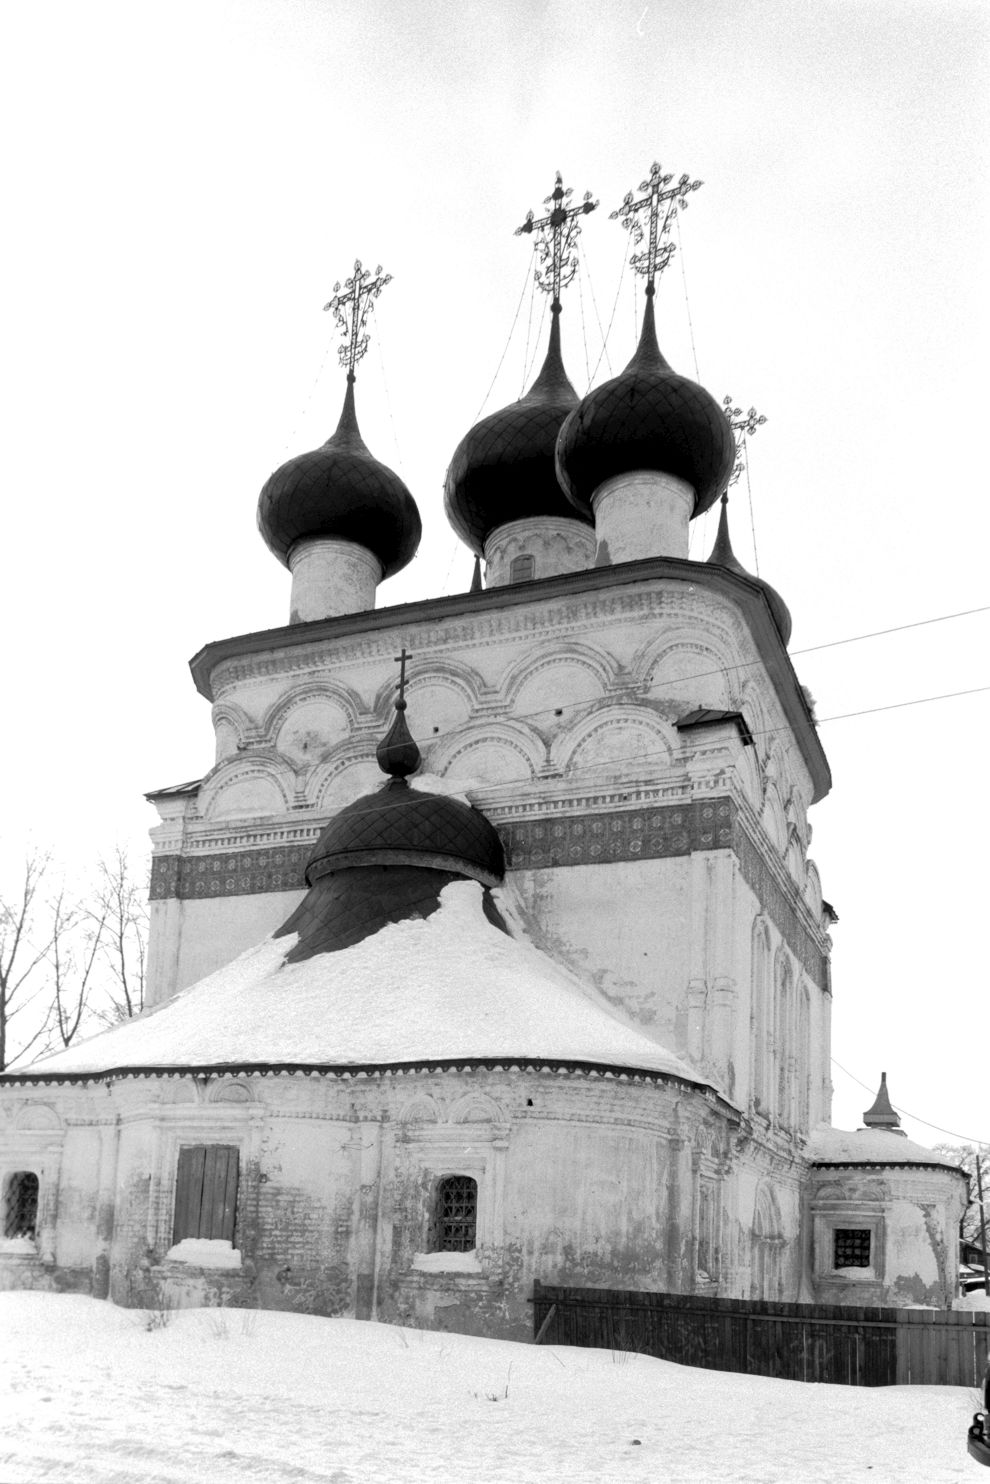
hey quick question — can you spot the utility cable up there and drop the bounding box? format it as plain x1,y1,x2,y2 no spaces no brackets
830,1057,988,1147
475,255,532,422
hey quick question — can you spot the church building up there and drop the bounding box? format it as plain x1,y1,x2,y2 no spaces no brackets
0,166,966,1336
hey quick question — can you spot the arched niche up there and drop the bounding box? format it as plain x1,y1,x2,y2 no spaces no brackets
13,1103,62,1132
635,626,735,712
199,758,293,821
438,724,542,786
397,1095,441,1124
403,672,476,743
554,707,674,780
272,694,354,769
449,1092,505,1125
504,647,610,725
310,755,384,813
209,1079,255,1105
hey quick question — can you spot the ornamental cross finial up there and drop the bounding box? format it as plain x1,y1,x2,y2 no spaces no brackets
610,161,702,289
393,647,411,709
323,259,392,376
722,395,767,485
514,172,598,311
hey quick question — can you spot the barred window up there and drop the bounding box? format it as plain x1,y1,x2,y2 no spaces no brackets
4,1171,39,1239
432,1175,477,1253
833,1228,871,1268
509,555,535,583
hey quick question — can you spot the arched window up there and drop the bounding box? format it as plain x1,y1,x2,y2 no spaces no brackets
751,922,771,1114
774,954,793,1127
4,1171,39,1240
431,1175,477,1253
509,554,535,584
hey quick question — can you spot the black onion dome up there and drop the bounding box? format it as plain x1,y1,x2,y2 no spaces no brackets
707,495,792,645
305,780,506,888
257,377,421,577
555,291,735,520
444,313,593,554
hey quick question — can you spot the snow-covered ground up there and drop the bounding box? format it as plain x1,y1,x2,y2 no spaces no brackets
0,1294,981,1483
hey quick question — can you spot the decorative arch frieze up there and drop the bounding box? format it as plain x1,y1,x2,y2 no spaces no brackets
198,755,295,821
371,658,485,723
13,1102,63,1132
431,719,544,785
264,683,364,770
309,750,385,813
552,705,675,781
397,1094,441,1124
449,1092,505,1125
208,1078,255,1105
632,623,737,709
760,780,788,855
501,643,613,724
211,701,254,764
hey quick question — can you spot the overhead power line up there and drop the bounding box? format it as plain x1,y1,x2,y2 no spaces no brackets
831,1056,988,1147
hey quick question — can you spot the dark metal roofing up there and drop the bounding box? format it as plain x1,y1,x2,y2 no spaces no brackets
862,1072,903,1132
444,312,593,554
257,376,422,577
707,495,792,646
306,778,506,888
676,709,754,747
275,863,508,960
143,779,203,801
556,291,735,519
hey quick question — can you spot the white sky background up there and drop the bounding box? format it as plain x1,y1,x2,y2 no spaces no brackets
1,0,987,1145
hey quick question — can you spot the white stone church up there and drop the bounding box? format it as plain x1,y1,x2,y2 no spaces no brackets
0,169,965,1336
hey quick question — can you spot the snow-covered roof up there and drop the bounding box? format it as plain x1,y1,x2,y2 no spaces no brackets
18,882,709,1089
805,1123,966,1172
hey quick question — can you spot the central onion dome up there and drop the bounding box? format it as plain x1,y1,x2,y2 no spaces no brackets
444,312,593,554
555,288,735,519
257,375,421,577
707,492,792,645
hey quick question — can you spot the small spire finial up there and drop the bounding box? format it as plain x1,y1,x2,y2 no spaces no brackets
470,556,483,594
862,1071,905,1135
515,171,598,313
376,646,421,780
323,259,392,377
722,395,767,486
610,160,702,291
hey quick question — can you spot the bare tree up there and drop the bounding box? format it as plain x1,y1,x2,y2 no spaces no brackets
91,848,148,1023
931,1142,990,1246
0,847,149,1069
0,851,55,1071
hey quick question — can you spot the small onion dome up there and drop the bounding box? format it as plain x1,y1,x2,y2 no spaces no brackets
555,289,735,520
444,312,593,555
304,700,505,888
707,494,792,645
257,376,421,577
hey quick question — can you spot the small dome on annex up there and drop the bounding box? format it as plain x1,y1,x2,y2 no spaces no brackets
444,311,592,554
257,375,421,577
556,288,735,519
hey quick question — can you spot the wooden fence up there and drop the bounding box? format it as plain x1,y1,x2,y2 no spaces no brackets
532,1282,990,1388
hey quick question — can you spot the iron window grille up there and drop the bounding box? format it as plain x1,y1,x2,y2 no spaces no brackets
4,1171,39,1240
833,1227,872,1269
432,1175,478,1252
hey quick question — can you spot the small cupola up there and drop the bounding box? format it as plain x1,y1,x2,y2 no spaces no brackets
707,492,792,645
555,162,735,565
862,1072,906,1136
275,651,506,961
256,262,421,622
443,174,599,589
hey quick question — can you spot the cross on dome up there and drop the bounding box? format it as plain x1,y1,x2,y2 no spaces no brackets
610,161,702,292
323,259,392,377
514,172,598,312
393,646,411,709
722,395,767,485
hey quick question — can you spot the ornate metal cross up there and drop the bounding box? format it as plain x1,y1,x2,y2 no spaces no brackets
323,259,392,375
515,172,598,310
393,646,411,707
722,395,767,485
610,161,702,287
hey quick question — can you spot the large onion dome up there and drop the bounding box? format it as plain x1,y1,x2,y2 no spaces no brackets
257,376,421,577
707,493,792,645
555,288,735,519
444,313,593,554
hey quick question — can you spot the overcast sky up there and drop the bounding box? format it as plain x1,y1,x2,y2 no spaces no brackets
2,0,987,1144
